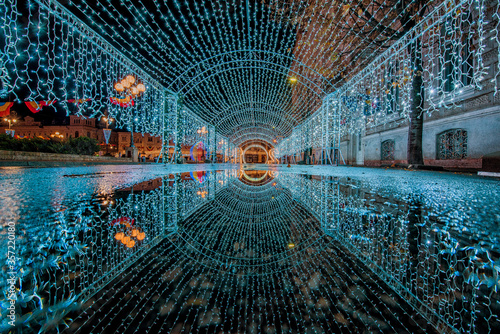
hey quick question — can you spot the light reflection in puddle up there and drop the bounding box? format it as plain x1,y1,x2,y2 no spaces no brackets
0,167,498,333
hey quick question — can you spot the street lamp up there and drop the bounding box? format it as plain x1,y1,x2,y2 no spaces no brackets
196,190,208,198
4,118,16,129
102,117,114,155
102,117,114,129
114,75,146,98
4,117,17,137
197,126,208,135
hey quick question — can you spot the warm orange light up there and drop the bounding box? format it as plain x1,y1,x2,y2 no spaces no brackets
114,82,124,92
137,232,145,241
131,229,139,237
289,77,297,83
126,240,135,248
121,236,131,245
125,75,135,85
131,86,139,95
136,83,146,92
288,243,295,249
121,79,131,89
115,232,124,241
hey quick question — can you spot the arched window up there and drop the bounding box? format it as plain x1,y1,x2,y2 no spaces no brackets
437,129,467,160
381,140,395,160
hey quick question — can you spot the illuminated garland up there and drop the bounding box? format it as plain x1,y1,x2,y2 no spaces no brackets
0,0,498,157
277,0,499,159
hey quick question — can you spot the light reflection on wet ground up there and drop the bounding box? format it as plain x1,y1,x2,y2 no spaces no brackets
0,165,498,333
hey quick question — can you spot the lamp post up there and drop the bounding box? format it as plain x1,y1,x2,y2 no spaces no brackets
102,117,114,155
130,118,137,148
114,75,146,98
114,75,145,160
102,117,114,129
4,117,17,137
4,118,16,129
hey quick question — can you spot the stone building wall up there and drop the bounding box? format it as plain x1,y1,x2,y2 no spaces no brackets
339,1,500,169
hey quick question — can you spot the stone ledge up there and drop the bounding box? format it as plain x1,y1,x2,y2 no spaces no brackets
478,171,500,178
365,158,483,172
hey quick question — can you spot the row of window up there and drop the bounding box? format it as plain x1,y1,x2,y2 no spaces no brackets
15,131,91,139
119,136,161,143
72,119,94,126
381,128,468,160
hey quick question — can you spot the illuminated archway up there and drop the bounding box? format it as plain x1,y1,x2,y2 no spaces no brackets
242,144,269,164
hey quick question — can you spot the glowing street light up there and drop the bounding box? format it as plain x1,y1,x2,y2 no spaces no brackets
114,75,146,98
102,117,114,129
3,117,16,129
197,126,208,135
102,116,114,154
4,117,17,137
50,131,64,139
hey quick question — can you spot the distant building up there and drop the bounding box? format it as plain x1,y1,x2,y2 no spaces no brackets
5,115,165,160
11,115,99,141
117,131,162,159
5,115,229,162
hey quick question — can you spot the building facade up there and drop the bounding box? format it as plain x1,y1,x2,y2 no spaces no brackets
5,115,165,160
338,3,500,170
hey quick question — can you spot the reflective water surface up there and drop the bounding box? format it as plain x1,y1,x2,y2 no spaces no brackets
1,165,499,333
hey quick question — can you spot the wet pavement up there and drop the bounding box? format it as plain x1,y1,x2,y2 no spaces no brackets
0,164,498,333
